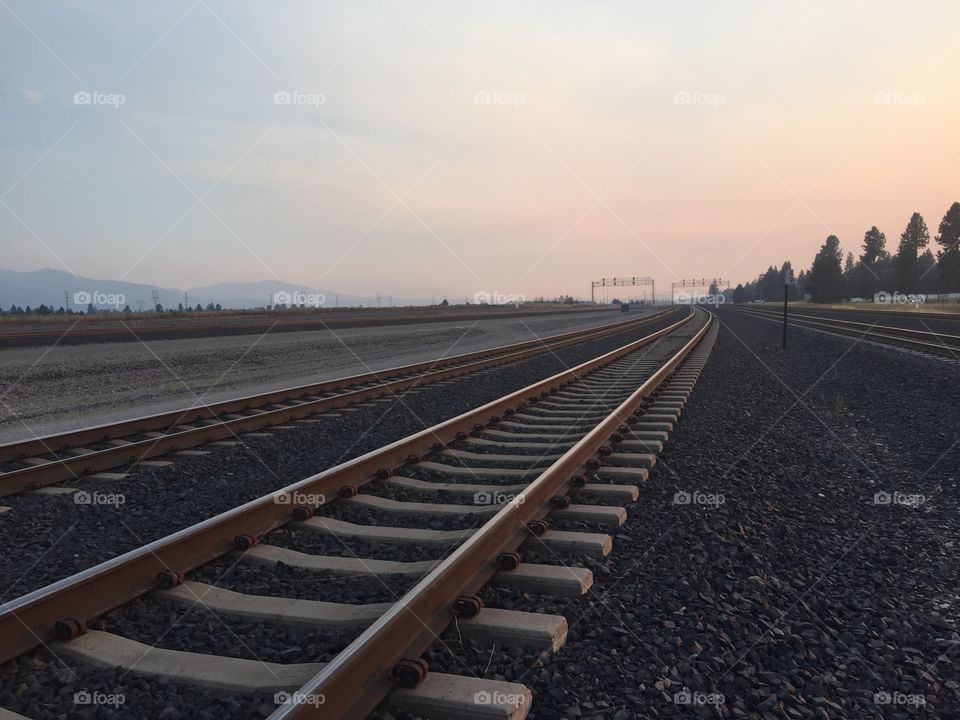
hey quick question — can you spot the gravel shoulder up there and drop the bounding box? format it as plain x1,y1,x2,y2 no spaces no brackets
0,309,630,443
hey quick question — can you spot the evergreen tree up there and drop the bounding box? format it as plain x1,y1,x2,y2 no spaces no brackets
733,283,745,303
917,250,938,295
857,226,888,297
894,212,929,293
934,202,960,292
807,235,845,303
843,252,855,298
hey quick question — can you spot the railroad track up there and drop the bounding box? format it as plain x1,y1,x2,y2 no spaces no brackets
0,308,716,720
728,305,960,358
0,307,681,498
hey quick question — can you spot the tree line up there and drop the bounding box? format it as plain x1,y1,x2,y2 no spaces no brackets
1,302,225,316
732,201,960,303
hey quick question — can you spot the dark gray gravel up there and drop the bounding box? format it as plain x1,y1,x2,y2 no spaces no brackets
259,525,454,563
93,597,357,664
434,308,960,719
192,557,413,604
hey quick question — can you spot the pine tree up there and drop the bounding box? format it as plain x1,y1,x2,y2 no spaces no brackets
894,212,929,293
807,236,845,303
857,226,888,297
935,202,960,293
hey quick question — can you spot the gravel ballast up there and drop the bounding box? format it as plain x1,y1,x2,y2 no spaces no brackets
420,308,959,719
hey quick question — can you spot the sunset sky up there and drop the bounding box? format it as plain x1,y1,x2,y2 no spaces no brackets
2,1,958,301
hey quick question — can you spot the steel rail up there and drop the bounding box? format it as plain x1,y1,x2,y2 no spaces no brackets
0,310,679,497
0,309,674,463
729,306,960,353
270,309,714,720
0,309,695,665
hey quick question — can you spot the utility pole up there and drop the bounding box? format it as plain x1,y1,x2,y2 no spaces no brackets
151,290,160,312
783,267,795,349
376,292,381,308
64,290,69,311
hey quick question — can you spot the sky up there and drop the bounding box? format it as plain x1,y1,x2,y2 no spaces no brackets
2,1,959,302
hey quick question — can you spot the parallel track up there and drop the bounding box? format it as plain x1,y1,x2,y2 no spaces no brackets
729,305,960,358
0,308,717,720
0,308,680,497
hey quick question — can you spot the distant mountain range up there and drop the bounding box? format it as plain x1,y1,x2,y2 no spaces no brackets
0,268,433,310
